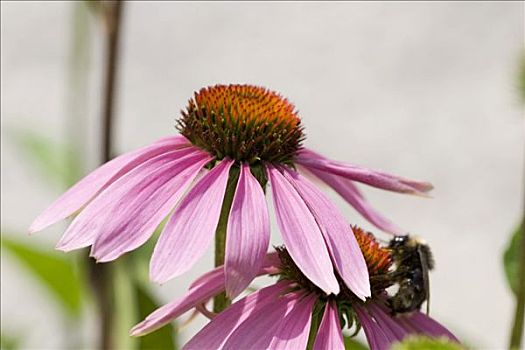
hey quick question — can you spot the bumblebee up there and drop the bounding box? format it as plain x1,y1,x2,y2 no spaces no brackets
387,235,434,315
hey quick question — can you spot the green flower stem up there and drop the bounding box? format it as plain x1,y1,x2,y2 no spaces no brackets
213,166,240,313
306,301,324,350
509,147,525,350
509,222,524,349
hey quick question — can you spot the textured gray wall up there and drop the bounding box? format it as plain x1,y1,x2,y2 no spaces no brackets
1,2,523,349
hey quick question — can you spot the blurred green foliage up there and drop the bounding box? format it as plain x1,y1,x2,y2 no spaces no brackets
136,283,177,350
1,235,85,318
519,55,525,102
131,225,178,349
392,336,464,350
9,130,83,187
0,331,21,350
114,260,178,350
344,336,368,350
504,220,523,297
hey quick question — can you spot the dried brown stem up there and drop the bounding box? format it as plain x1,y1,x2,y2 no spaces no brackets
87,2,124,349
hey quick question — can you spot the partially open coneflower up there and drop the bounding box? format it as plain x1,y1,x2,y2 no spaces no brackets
30,84,432,299
131,228,458,350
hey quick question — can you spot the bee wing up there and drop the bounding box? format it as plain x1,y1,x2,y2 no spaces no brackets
417,245,431,315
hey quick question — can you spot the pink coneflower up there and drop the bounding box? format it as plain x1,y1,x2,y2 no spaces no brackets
131,227,458,350
30,84,432,299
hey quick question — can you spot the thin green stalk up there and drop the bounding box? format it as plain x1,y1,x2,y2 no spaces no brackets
509,226,524,349
306,301,324,350
509,144,525,350
213,166,240,313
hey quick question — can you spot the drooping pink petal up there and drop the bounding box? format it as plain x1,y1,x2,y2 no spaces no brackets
282,169,370,300
367,304,409,342
130,266,226,337
150,159,234,283
401,312,460,342
89,152,212,261
29,135,190,233
267,166,339,295
303,166,404,234
313,301,345,350
56,148,205,251
296,148,433,195
355,305,393,350
225,163,270,298
183,281,290,350
190,251,280,290
268,293,316,350
221,292,301,350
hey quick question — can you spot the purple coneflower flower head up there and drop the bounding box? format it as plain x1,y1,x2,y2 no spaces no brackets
131,228,459,350
29,84,432,299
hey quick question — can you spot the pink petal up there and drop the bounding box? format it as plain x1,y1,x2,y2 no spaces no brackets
268,293,316,350
190,251,280,290
183,281,290,350
258,251,282,275
282,169,370,300
267,166,339,295
401,312,460,342
313,301,345,350
222,292,301,350
296,148,433,195
130,266,226,337
225,163,270,298
29,135,189,233
355,305,393,350
188,266,223,291
303,167,404,235
150,159,234,283
90,152,212,261
367,303,408,342
56,147,205,251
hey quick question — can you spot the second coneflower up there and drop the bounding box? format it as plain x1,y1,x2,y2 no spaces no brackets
131,227,458,350
30,84,432,299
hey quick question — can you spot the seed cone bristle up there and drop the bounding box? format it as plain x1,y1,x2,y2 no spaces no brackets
177,84,304,164
352,226,392,276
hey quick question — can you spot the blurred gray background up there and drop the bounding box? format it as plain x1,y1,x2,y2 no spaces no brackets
1,1,523,349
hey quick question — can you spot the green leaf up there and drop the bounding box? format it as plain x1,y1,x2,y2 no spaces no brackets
9,130,83,187
504,220,523,296
344,336,368,350
1,234,84,318
0,330,21,350
391,336,464,350
135,283,177,350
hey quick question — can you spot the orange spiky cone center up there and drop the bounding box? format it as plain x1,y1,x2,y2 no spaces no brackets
177,84,304,164
352,226,392,276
